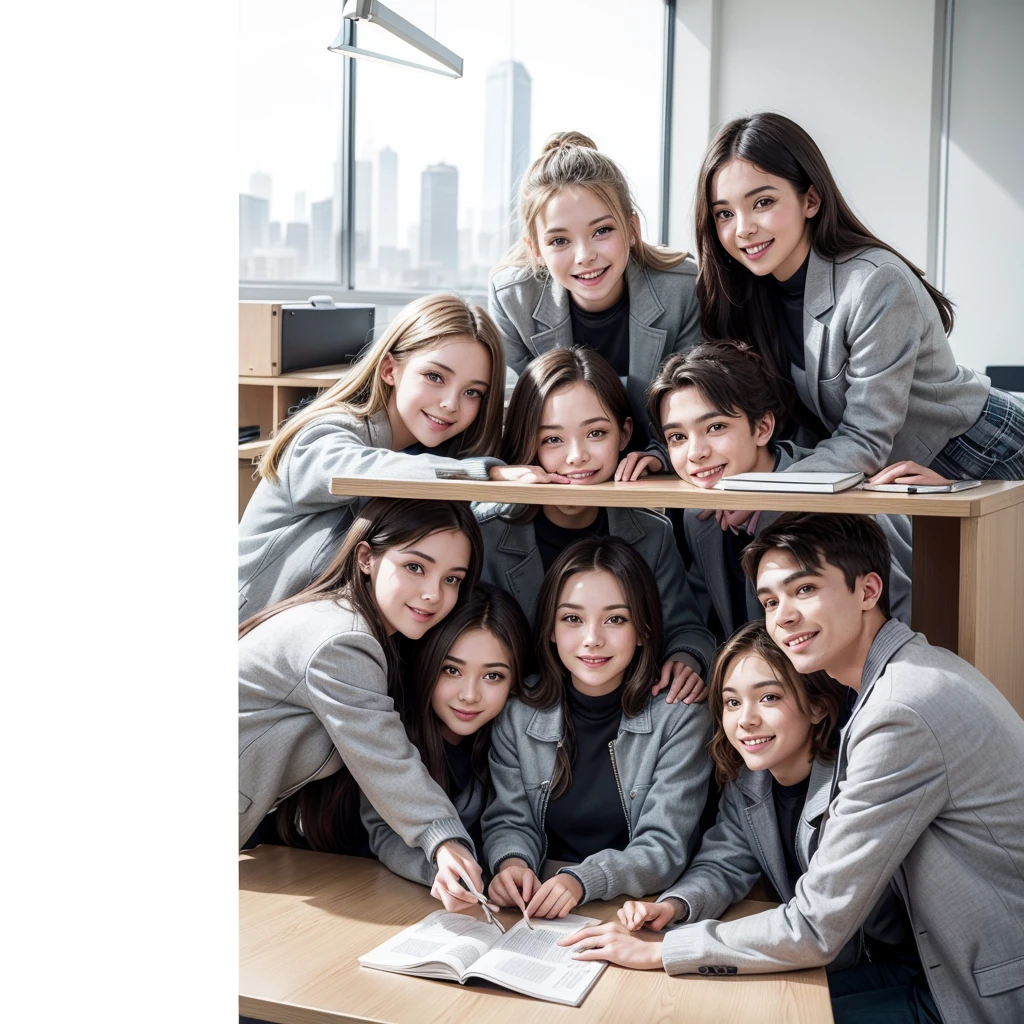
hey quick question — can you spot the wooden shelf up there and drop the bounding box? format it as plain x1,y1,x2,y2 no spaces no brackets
328,475,1024,519
239,364,355,387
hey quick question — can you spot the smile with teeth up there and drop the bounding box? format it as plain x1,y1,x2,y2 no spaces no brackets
741,239,773,256
577,655,612,666
424,412,454,428
692,465,725,480
407,605,435,622
574,267,608,281
785,631,817,648
564,470,598,480
741,736,775,748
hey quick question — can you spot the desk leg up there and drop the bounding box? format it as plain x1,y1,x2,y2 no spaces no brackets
911,516,961,655
957,503,1024,715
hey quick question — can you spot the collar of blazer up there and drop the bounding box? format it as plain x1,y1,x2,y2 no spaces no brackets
733,756,833,825
531,256,665,330
523,688,654,742
365,407,392,448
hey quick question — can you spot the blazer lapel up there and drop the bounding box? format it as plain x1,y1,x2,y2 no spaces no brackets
625,259,668,417
498,521,544,626
531,276,573,357
801,250,835,422
796,758,834,872
738,772,791,901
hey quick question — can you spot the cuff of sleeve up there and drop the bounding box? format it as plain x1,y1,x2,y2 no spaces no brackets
562,858,609,903
658,895,692,924
660,885,704,922
462,456,503,480
555,867,588,902
420,817,475,864
491,851,539,875
661,923,706,975
665,646,708,678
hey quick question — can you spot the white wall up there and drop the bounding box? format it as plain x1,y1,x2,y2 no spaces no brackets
942,0,1024,371
670,0,940,269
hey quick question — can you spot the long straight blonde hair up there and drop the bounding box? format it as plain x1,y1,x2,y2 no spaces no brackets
259,293,506,482
494,131,690,277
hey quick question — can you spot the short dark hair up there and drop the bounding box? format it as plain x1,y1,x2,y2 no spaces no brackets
741,512,892,619
646,340,790,436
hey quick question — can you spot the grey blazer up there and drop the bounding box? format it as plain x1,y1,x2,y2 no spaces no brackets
475,504,716,676
660,619,1024,1024
786,247,989,474
488,256,701,437
660,758,906,973
361,776,485,887
238,408,499,623
481,682,712,903
238,597,472,862
682,443,914,640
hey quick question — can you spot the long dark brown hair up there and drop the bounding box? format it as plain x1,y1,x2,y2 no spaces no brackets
239,497,484,853
404,585,530,795
526,536,663,798
694,112,955,381
500,346,631,524
707,622,846,787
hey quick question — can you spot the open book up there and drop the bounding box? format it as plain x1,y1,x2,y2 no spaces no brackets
359,909,607,1006
714,471,864,493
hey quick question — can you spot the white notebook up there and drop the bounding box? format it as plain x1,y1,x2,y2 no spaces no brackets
359,909,606,1006
714,471,864,493
860,480,981,494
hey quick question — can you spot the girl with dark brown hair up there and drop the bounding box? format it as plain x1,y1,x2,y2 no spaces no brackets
361,585,530,889
238,497,489,912
481,536,712,920
693,111,1023,482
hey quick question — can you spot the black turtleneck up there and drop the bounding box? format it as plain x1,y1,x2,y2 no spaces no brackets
772,254,810,370
545,685,630,862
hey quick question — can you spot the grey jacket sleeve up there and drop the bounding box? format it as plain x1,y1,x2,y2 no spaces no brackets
651,517,716,676
786,263,929,475
564,704,713,903
661,700,948,975
305,632,473,862
481,705,546,874
284,418,501,514
360,792,439,887
659,783,764,923
488,274,531,379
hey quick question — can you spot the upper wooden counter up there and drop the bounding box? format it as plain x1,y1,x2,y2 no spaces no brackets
329,475,1024,518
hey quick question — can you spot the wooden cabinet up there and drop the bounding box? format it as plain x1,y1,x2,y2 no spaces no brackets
237,365,350,520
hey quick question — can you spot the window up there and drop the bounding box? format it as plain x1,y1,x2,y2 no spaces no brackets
240,1,668,294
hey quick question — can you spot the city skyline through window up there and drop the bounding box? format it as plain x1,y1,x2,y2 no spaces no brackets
240,0,666,291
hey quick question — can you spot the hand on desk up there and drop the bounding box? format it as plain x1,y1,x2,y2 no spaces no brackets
614,452,664,482
867,460,952,486
431,841,486,913
652,659,707,704
525,872,584,919
618,899,677,932
559,920,664,970
488,465,571,485
488,857,541,913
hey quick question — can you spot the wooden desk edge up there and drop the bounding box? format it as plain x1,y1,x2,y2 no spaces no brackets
328,476,1024,517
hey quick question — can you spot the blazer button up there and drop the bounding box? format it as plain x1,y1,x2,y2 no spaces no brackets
630,790,637,799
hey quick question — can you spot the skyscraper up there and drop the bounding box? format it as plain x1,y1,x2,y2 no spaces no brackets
249,171,272,203
377,146,398,252
354,159,373,267
482,61,532,263
420,163,458,280
310,197,334,280
239,194,270,275
284,221,310,272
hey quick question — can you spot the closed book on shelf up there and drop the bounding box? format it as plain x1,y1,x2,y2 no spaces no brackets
714,471,864,494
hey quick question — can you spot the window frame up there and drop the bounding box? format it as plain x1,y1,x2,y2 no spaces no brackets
238,0,676,305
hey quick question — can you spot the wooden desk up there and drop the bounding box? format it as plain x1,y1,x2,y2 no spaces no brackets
240,847,833,1024
328,476,1024,712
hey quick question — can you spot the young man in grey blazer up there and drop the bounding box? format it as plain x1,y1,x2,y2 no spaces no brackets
565,513,1024,1024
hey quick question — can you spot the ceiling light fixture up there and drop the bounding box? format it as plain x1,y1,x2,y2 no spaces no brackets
328,0,463,79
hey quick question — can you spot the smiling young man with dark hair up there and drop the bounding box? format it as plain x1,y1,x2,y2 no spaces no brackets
565,513,1024,1023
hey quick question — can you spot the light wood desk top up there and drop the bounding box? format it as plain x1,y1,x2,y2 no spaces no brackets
328,475,1024,518
240,846,833,1024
